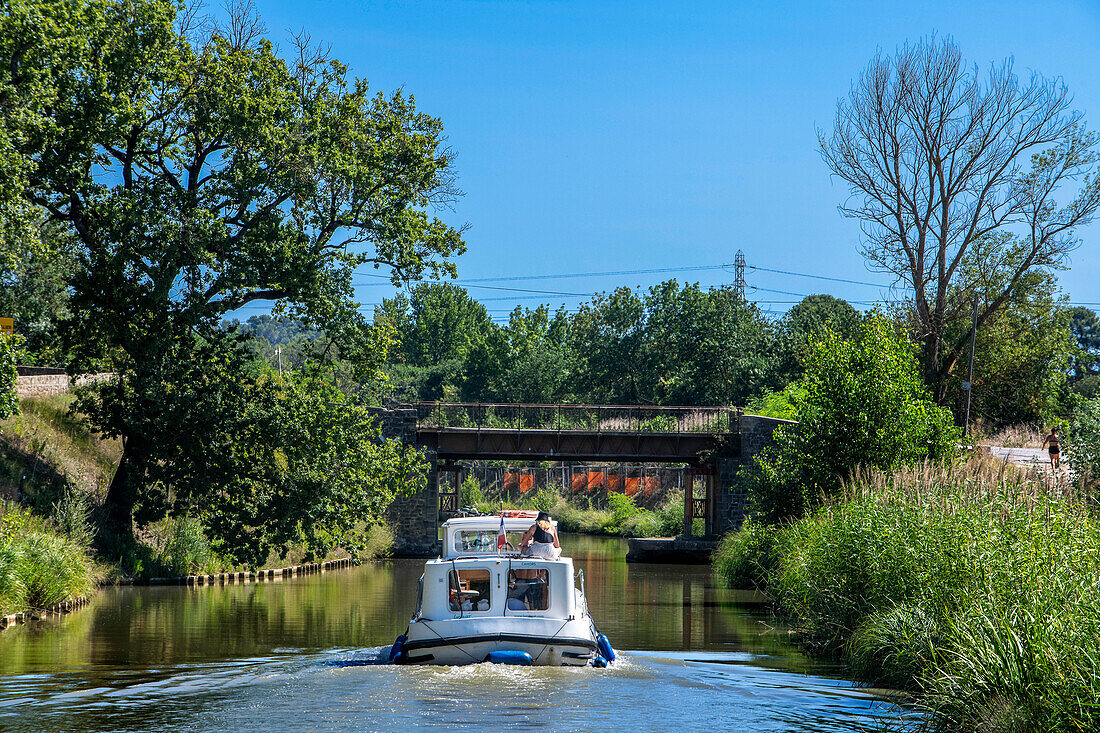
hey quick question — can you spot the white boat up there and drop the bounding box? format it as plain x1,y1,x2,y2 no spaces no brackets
388,511,615,666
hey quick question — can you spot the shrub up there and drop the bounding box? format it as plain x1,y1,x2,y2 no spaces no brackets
713,520,776,589
607,492,641,526
51,485,96,548
461,474,484,506
1068,397,1100,489
0,333,21,421
748,315,960,523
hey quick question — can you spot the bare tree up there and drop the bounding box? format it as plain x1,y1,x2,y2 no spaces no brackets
821,37,1100,402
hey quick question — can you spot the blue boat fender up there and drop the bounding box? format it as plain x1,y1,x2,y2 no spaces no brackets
388,634,407,663
596,633,616,662
591,655,609,668
486,650,534,665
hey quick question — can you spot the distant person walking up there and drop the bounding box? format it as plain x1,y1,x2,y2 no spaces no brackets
1041,427,1061,471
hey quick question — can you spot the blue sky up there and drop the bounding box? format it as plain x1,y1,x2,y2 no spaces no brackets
237,0,1100,323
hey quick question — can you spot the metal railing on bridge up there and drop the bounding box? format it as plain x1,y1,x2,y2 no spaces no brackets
413,402,739,434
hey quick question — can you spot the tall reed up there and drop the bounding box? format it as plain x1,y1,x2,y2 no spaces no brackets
0,502,96,614
715,457,1100,732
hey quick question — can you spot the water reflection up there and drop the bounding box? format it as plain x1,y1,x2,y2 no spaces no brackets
0,534,908,732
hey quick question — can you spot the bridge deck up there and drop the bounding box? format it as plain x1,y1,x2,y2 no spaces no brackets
418,426,737,463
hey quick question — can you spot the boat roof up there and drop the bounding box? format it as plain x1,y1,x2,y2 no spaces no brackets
441,512,555,534
427,554,572,567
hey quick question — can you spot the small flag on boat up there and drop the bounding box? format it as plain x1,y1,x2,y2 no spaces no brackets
496,513,507,550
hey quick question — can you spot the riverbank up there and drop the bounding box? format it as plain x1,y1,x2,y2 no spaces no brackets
715,457,1100,732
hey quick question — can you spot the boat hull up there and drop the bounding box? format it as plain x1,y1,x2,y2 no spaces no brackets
397,617,598,666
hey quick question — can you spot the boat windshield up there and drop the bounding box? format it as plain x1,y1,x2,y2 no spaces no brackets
453,530,525,554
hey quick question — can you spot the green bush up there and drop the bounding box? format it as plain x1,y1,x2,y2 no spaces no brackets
461,474,484,506
713,520,776,589
0,333,21,421
749,315,960,523
51,485,96,548
607,492,641,525
1068,397,1100,488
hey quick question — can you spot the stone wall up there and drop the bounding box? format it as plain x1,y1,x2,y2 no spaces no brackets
377,406,441,557
14,368,115,400
714,414,797,535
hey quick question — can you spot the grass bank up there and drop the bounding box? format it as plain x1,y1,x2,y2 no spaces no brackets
0,394,121,509
715,457,1100,732
0,502,97,616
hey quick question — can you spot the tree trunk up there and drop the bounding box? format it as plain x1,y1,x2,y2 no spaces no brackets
923,333,949,404
105,435,143,539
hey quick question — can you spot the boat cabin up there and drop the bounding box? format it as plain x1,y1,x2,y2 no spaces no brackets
412,513,581,622
417,556,579,620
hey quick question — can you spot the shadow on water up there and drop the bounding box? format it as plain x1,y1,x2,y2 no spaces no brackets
0,534,916,732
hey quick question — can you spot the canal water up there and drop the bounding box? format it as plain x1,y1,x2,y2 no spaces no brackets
0,535,909,732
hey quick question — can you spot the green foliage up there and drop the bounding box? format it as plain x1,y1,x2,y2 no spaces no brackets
1072,375,1100,400
713,520,777,589
749,316,960,523
0,220,76,365
378,279,784,407
746,383,805,421
941,268,1074,427
568,282,780,406
148,516,213,576
387,284,495,367
1067,397,1100,488
50,485,95,548
607,491,642,526
197,369,428,567
719,458,1100,732
0,333,19,421
0,502,95,614
461,474,484,506
776,294,861,382
1068,307,1100,382
10,0,462,543
505,487,682,538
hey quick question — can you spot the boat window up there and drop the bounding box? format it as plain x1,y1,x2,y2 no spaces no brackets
454,530,525,554
448,568,492,612
507,568,550,611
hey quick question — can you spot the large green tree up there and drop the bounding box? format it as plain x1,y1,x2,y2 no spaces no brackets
1068,307,1100,382
16,1,463,537
776,294,861,382
0,218,76,364
937,267,1073,427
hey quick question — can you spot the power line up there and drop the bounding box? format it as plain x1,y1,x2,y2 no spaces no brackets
747,264,898,289
360,260,734,280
